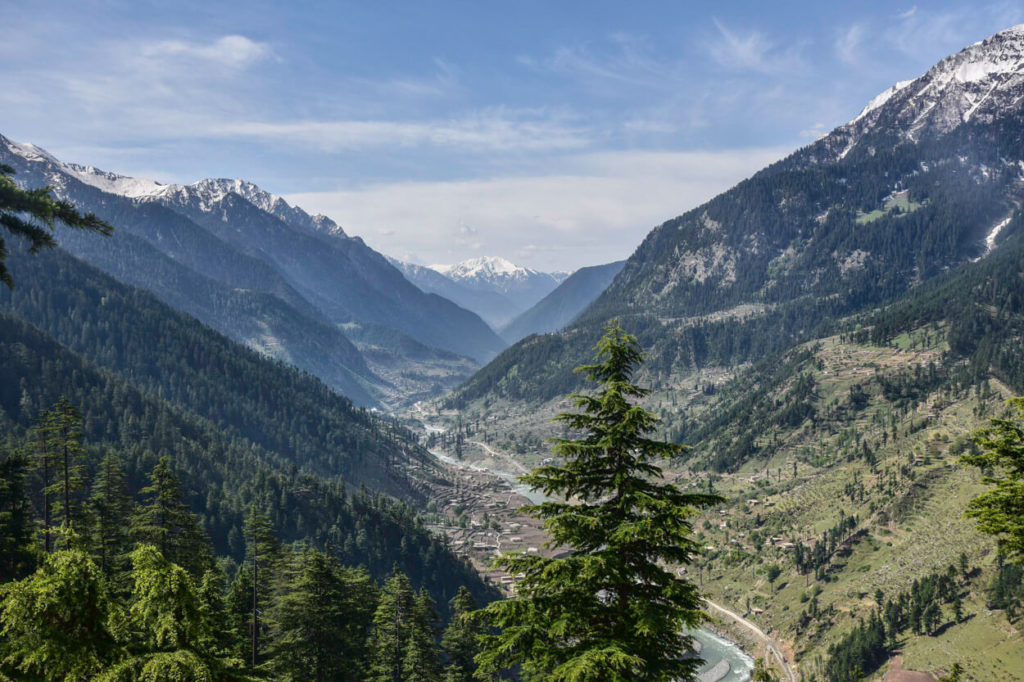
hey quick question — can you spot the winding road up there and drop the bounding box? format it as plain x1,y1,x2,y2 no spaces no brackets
703,599,796,682
466,439,530,474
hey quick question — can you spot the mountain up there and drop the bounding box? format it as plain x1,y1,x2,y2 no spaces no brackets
395,256,568,329
0,137,507,407
452,24,1024,409
823,24,1024,162
432,27,1024,676
498,260,625,344
431,256,568,308
0,243,498,611
388,258,518,329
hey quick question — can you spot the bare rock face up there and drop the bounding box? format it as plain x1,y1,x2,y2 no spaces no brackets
824,25,1024,162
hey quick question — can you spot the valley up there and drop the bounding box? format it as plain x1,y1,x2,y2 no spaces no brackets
4,11,1024,682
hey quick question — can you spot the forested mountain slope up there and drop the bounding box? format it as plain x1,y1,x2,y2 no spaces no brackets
0,244,419,495
0,136,506,407
0,248,497,612
499,260,625,344
451,25,1024,410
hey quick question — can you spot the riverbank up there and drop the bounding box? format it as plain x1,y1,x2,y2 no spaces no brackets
420,429,761,680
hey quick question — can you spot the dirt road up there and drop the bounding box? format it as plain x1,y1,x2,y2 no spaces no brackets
704,599,796,682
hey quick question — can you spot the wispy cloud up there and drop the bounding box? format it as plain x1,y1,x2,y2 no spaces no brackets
139,35,272,69
208,110,591,152
708,19,805,74
836,24,865,65
519,32,686,95
286,147,789,271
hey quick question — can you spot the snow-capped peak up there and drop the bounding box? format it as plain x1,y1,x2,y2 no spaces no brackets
826,23,1024,161
3,137,167,198
851,80,914,124
431,256,534,280
0,135,346,237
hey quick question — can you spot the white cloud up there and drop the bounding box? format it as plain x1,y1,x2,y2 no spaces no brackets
799,123,829,140
140,35,272,69
285,147,789,271
207,112,591,152
708,19,805,74
836,24,865,65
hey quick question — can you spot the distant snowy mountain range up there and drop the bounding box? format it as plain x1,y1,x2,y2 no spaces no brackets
389,256,569,330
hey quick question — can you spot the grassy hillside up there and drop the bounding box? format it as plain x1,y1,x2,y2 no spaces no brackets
423,232,1024,678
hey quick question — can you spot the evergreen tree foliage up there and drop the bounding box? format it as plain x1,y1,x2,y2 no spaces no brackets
30,409,57,554
476,321,722,681
962,397,1024,563
368,565,418,682
90,453,131,578
130,457,213,579
441,587,491,682
267,547,377,682
31,397,91,551
0,549,116,681
99,545,250,682
241,507,281,670
0,163,111,289
403,588,443,682
0,449,35,581
197,565,234,657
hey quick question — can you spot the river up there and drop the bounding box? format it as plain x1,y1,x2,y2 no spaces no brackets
423,431,756,680
690,628,755,682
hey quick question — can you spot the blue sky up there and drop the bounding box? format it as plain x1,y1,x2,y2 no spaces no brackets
3,1,1023,270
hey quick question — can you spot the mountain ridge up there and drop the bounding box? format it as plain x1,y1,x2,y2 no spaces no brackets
0,134,507,406
452,23,1024,412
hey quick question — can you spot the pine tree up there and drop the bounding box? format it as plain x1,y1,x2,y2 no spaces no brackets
0,448,35,581
197,563,235,657
403,588,442,682
242,506,281,670
37,397,90,550
130,457,212,578
962,397,1024,563
268,547,377,682
476,321,722,681
441,586,490,682
90,453,131,579
98,544,249,682
368,565,417,682
0,163,112,289
0,549,116,680
31,409,57,554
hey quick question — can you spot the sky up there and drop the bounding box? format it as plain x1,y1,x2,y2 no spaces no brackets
3,1,1024,271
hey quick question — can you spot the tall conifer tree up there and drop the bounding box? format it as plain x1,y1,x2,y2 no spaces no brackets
477,321,722,681
368,565,417,682
268,547,377,681
90,453,131,579
37,397,90,549
0,449,35,581
962,396,1024,563
130,457,212,578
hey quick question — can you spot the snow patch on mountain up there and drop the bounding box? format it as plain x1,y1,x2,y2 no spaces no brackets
430,256,534,281
5,139,167,198
1,135,346,237
829,24,1024,162
852,80,914,124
